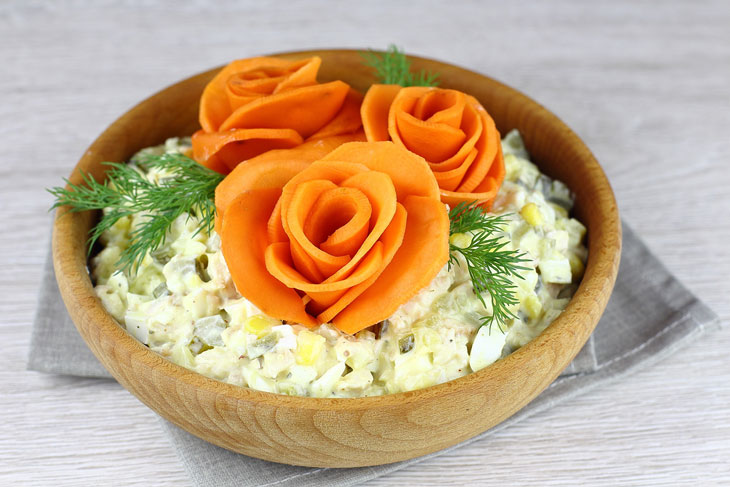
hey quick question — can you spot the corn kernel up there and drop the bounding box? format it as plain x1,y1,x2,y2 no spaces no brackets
569,253,585,280
244,315,274,338
523,294,543,320
295,330,326,365
520,203,544,226
449,232,472,249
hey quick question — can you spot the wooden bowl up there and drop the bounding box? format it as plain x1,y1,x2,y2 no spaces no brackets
52,49,621,467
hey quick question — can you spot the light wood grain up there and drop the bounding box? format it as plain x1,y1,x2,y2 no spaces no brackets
1,0,728,485
51,50,620,467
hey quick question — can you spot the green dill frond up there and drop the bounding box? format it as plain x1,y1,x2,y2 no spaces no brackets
361,44,439,87
448,202,531,333
48,152,224,273
449,201,514,235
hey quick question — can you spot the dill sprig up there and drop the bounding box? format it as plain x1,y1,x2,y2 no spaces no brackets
48,152,224,273
361,44,439,87
448,202,531,333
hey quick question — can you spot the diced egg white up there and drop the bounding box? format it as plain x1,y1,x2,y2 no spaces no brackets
92,132,588,397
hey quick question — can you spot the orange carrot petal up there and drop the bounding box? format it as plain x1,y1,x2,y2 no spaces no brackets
271,57,321,93
214,134,361,231
199,71,235,133
219,81,350,138
266,199,287,243
277,160,369,240
315,202,406,327
441,143,505,209
314,271,380,324
190,130,230,174
361,84,402,142
250,132,366,170
332,195,448,333
431,148,479,191
267,173,403,297
305,241,383,314
200,57,319,132
221,188,316,327
411,89,465,128
265,235,383,294
215,157,311,230
306,169,397,286
394,109,466,162
192,128,303,173
227,76,281,102
388,88,469,162
283,180,352,278
311,247,383,322
320,141,440,200
265,240,326,286
307,89,364,140
304,187,372,257
423,102,482,172
454,102,499,194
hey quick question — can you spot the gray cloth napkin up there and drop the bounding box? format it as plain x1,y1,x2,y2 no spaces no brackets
28,222,721,487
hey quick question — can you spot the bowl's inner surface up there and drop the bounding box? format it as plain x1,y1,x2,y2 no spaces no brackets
54,49,621,468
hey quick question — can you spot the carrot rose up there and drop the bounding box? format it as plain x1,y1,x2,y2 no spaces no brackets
192,56,363,174
361,85,505,208
216,141,449,334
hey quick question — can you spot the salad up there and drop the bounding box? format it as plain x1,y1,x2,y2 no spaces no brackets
52,48,587,398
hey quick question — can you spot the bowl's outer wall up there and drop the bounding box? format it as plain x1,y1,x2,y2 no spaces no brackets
52,50,621,467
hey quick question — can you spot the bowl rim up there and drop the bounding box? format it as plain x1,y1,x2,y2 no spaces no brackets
52,48,621,412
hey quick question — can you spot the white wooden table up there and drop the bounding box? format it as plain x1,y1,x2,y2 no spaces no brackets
2,1,729,485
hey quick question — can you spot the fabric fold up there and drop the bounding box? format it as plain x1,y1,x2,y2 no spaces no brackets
27,221,722,487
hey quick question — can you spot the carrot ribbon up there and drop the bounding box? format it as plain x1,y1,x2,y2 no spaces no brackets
192,56,363,174
218,141,449,334
361,85,505,208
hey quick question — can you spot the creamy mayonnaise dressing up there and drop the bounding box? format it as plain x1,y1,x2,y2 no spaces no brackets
92,132,587,397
